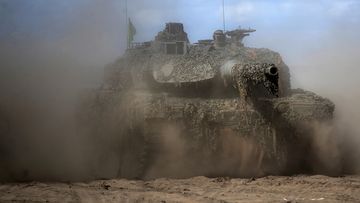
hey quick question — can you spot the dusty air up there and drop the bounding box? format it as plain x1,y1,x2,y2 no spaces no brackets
0,0,360,202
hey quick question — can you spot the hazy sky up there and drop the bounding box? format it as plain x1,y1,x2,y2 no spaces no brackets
1,0,359,59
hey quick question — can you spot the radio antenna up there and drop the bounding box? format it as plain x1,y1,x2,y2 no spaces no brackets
222,0,226,32
125,0,129,48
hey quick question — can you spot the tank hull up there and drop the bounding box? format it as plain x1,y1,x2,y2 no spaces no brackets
80,88,333,179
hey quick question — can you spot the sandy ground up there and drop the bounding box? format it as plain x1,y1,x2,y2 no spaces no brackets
0,175,359,203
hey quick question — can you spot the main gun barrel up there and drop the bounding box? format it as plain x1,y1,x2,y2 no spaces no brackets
220,62,279,97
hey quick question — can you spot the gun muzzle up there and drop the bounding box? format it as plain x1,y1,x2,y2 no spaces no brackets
265,65,278,76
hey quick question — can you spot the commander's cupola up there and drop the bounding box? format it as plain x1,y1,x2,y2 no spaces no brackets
154,22,189,55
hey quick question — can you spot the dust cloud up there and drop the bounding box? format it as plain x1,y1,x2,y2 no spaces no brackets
144,125,266,179
288,22,360,174
1,0,360,182
0,0,126,181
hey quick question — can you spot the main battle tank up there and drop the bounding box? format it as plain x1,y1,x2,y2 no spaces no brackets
80,23,334,179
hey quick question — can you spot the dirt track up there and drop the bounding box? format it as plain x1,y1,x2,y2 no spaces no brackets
0,175,359,202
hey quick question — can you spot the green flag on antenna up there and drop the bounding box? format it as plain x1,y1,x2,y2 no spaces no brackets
128,18,136,46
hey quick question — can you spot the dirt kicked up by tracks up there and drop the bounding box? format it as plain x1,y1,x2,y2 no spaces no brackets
0,175,359,203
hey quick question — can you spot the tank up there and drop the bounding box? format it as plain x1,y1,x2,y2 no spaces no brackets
79,23,334,179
